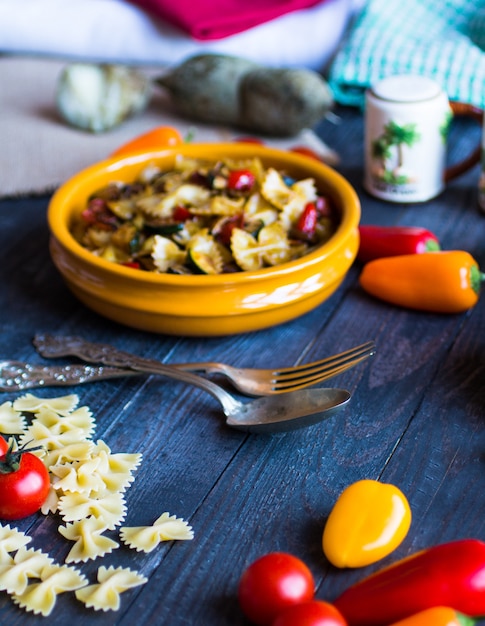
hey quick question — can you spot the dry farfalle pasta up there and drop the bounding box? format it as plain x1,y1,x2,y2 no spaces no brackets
0,393,193,616
13,393,80,415
41,486,62,516
0,547,53,594
59,516,120,563
0,524,31,562
19,420,88,456
30,405,96,438
49,440,141,502
0,524,87,617
90,440,142,494
41,440,94,469
120,512,194,553
50,455,110,494
0,401,26,434
75,565,147,612
12,562,87,616
58,491,126,529
15,398,94,465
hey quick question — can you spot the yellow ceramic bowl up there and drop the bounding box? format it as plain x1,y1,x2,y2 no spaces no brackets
48,143,360,336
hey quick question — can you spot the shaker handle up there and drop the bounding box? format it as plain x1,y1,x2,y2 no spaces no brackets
445,102,483,182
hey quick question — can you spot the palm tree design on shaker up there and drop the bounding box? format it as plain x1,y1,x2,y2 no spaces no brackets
439,110,452,143
371,120,421,185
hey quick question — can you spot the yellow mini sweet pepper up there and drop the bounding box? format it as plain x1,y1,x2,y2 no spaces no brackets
322,479,411,568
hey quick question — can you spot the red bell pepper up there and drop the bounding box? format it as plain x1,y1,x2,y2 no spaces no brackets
333,539,485,626
357,225,440,263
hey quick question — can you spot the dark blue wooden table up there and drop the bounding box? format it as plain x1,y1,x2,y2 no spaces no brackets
1,106,484,625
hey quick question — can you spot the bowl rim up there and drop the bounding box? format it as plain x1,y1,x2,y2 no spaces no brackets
48,143,361,285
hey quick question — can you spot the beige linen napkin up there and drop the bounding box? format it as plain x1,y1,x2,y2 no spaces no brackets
0,57,234,197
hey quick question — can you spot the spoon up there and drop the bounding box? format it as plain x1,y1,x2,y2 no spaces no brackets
33,334,351,434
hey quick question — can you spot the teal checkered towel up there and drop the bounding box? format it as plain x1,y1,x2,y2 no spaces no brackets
328,0,485,108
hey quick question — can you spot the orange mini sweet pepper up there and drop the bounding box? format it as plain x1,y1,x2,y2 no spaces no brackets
359,250,483,313
389,606,475,626
322,479,411,568
110,125,184,157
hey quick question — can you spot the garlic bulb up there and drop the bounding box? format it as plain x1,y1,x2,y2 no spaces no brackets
56,63,151,133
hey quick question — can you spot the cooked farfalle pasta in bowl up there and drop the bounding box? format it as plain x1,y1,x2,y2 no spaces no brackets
72,155,338,275
48,143,360,336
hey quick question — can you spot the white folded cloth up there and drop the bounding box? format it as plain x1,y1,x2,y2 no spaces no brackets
0,0,364,71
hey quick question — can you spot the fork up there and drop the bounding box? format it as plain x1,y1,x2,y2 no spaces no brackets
27,334,375,396
1,340,375,395
170,340,376,395
28,336,353,433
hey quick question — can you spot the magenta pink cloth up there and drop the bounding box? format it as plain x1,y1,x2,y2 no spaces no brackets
128,0,328,40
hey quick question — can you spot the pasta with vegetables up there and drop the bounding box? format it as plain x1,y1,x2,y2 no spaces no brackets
72,156,339,275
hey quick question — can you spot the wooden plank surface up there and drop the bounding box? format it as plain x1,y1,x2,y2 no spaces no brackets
0,106,484,625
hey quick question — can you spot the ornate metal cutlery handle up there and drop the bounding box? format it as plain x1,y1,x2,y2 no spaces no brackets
0,361,139,391
33,334,242,414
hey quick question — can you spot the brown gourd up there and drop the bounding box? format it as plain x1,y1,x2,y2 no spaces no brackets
156,54,259,126
156,53,334,137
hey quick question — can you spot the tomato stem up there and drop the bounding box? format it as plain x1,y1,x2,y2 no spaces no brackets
0,440,44,474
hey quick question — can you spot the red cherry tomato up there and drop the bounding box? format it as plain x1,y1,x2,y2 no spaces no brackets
233,136,265,144
227,169,256,192
0,444,50,520
172,206,192,222
0,436,8,455
120,261,141,269
81,198,118,230
315,195,332,217
272,600,348,626
296,202,318,236
110,126,184,157
238,552,315,625
290,146,322,161
214,213,244,246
